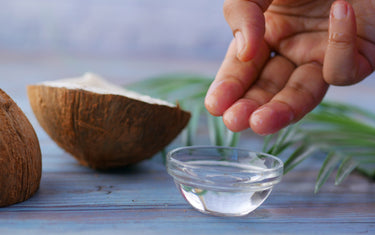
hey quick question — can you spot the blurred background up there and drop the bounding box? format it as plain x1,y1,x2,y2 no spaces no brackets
0,0,374,111
0,0,230,87
0,0,230,60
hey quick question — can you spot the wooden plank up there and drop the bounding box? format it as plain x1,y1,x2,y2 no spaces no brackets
1,153,374,234
1,207,374,234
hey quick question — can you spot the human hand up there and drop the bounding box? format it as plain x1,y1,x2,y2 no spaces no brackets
205,0,375,135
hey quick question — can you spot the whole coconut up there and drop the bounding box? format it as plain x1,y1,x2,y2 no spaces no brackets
27,73,190,170
0,89,42,207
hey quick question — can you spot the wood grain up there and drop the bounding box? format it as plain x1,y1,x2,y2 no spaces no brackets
1,150,374,235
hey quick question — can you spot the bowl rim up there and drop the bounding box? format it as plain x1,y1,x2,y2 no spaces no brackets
166,145,284,191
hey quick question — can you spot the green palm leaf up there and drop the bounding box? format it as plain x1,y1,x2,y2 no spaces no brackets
314,152,342,193
335,156,358,185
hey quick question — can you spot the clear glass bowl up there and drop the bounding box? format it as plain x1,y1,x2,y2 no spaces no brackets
167,146,283,217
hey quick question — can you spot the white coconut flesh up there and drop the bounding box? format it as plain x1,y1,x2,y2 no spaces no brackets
41,72,174,107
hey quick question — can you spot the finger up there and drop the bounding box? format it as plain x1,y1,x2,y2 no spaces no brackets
323,0,370,85
222,55,295,132
250,63,329,135
205,39,269,116
223,0,272,61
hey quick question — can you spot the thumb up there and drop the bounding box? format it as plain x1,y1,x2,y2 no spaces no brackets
323,0,369,85
223,0,272,62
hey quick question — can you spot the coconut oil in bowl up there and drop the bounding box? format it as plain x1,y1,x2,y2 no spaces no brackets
167,146,283,217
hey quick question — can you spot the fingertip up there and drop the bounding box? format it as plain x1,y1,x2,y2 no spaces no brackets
250,103,294,135
205,85,224,117
331,0,349,20
223,111,247,132
204,96,220,116
222,99,259,132
204,80,245,116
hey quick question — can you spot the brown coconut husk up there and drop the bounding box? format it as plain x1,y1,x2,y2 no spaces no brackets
27,74,190,170
0,89,42,207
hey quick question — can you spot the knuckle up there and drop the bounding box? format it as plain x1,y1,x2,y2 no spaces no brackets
324,70,357,86
251,0,273,12
328,32,355,49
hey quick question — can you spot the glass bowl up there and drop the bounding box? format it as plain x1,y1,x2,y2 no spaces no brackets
166,146,283,217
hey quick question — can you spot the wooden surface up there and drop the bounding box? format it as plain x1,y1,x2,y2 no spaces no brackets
0,55,375,235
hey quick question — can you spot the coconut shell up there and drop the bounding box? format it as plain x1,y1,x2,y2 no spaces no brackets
0,89,42,207
27,85,190,169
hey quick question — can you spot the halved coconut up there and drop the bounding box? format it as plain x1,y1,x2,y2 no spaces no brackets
0,89,42,207
27,73,190,169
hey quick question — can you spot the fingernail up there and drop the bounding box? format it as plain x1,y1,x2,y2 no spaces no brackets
235,31,245,58
332,1,347,20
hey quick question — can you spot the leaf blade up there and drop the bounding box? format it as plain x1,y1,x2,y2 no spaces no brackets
335,155,358,186
315,152,342,193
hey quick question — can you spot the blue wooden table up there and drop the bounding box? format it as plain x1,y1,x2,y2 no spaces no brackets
0,55,374,235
